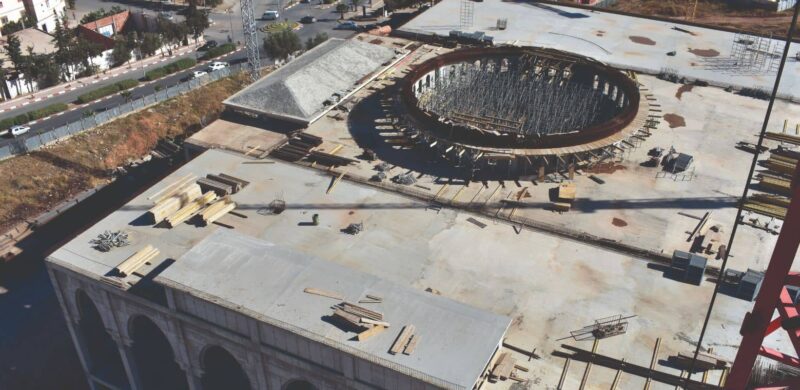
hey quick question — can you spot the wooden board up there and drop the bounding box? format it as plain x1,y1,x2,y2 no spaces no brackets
304,287,344,300
403,334,420,355
390,325,415,354
357,325,385,341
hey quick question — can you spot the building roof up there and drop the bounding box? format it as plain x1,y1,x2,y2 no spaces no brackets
0,28,56,69
80,10,130,34
223,38,400,124
158,229,510,389
77,10,130,50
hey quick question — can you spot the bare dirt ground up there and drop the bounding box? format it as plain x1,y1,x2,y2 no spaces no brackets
607,0,799,36
0,74,248,232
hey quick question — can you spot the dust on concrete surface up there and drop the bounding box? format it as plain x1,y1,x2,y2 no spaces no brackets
629,35,656,45
664,113,687,128
676,84,695,100
586,162,628,174
689,48,721,57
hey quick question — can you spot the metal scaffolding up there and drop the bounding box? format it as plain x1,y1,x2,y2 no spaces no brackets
240,0,261,81
729,32,784,74
459,0,474,28
417,58,624,137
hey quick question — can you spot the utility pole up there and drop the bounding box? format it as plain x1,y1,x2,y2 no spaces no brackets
240,0,261,81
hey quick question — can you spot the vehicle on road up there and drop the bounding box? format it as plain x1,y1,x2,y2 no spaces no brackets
300,15,316,23
3,125,31,137
262,10,279,20
158,11,175,21
335,21,359,30
192,70,208,79
198,40,218,51
208,61,228,71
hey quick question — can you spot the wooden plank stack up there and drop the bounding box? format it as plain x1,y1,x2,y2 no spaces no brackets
764,132,800,146
208,174,249,194
146,175,203,224
764,154,798,176
490,352,517,381
200,198,237,226
197,177,233,196
759,175,792,196
331,302,391,331
389,325,416,355
114,245,160,277
166,191,217,227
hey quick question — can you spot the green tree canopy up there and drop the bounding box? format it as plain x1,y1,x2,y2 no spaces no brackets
305,32,328,51
263,30,301,61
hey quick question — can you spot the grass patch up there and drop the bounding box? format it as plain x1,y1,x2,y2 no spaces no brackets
261,21,300,33
75,79,140,104
0,102,70,129
200,43,236,60
0,72,250,231
145,58,198,81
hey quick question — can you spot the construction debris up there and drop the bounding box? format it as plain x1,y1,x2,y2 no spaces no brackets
303,287,345,300
90,230,130,252
392,172,417,185
114,245,159,277
561,314,636,341
489,352,517,382
357,325,386,341
147,182,202,224
343,222,364,235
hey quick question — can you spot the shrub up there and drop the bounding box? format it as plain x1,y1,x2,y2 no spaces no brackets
146,58,197,81
76,79,140,104
739,87,771,100
200,43,236,60
0,102,69,129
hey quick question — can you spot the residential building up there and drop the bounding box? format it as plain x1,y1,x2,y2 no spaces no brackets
0,0,26,33
22,0,64,33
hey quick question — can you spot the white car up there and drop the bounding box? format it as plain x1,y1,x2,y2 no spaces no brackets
192,70,208,79
208,61,228,72
262,10,279,20
7,125,30,137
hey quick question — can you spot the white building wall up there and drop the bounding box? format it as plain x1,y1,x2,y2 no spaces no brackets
22,0,64,33
0,0,26,31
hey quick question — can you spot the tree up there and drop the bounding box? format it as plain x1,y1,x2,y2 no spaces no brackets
75,36,104,75
336,2,349,19
140,33,162,57
5,35,24,93
305,32,328,50
0,57,10,101
111,37,132,66
184,3,210,41
52,15,76,81
263,30,301,61
350,0,365,16
80,6,126,24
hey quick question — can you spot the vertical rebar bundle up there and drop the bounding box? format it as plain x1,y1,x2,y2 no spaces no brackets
417,57,624,137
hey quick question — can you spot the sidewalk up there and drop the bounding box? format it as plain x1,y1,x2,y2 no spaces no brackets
0,44,201,114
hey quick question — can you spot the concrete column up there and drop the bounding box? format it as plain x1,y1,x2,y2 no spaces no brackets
114,335,143,390
47,268,97,390
187,366,204,390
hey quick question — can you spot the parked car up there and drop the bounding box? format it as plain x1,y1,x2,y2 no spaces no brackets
198,40,218,51
158,11,175,21
208,61,228,71
192,70,208,79
300,15,316,23
5,125,30,137
262,10,279,20
335,21,359,30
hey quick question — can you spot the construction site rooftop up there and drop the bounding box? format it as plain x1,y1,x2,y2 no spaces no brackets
398,0,800,100
158,229,510,389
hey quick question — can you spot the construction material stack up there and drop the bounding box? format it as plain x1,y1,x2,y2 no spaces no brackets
200,197,237,226
114,245,160,277
166,191,218,228
146,175,203,224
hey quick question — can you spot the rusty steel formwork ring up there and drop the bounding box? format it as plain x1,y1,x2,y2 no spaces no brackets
398,46,641,154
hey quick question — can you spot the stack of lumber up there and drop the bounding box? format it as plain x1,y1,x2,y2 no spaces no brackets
207,173,249,194
673,352,730,371
764,154,798,176
308,150,359,167
743,197,788,220
333,302,389,328
270,133,322,162
553,183,577,211
146,175,202,224
166,191,217,227
197,177,233,196
200,198,237,226
114,245,159,277
389,325,419,355
751,193,791,208
489,352,518,382
764,132,800,146
759,175,792,196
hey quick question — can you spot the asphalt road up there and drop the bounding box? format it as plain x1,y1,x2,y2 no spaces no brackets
0,1,354,149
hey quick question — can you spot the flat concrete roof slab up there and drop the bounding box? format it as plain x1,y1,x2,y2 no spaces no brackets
158,229,510,389
399,0,800,100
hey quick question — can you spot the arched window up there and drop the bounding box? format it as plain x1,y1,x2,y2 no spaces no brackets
201,346,251,390
130,316,189,390
285,379,318,390
76,290,127,386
